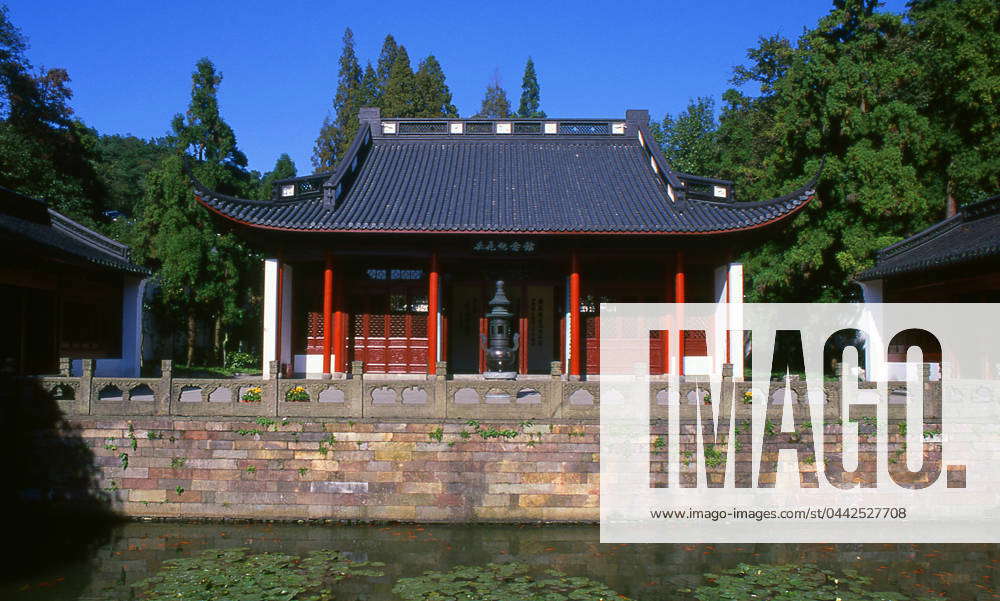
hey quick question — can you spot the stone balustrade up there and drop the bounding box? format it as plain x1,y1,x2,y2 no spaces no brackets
19,358,939,422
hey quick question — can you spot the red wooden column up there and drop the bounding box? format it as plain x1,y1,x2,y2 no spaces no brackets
675,250,686,376
518,281,528,374
334,269,346,373
569,251,581,378
427,252,439,375
322,253,334,376
725,265,731,365
662,260,672,375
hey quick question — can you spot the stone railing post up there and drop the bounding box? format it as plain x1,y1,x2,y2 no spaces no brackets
351,361,365,418
722,363,733,381
549,361,565,417
433,361,448,418
550,361,562,380
78,358,94,415
267,360,280,408
157,359,172,415
59,357,71,377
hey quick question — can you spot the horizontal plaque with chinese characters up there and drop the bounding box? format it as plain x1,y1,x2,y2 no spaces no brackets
472,240,537,253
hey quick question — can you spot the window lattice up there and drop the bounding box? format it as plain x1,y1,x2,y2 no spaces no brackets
307,311,323,338
513,122,542,134
465,122,494,134
559,122,610,135
389,315,407,337
398,121,448,134
368,315,386,337
411,314,428,338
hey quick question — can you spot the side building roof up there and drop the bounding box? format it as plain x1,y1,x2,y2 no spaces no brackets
858,194,1000,281
195,108,818,235
0,186,148,275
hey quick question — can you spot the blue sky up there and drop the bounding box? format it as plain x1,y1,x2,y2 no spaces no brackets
8,0,908,174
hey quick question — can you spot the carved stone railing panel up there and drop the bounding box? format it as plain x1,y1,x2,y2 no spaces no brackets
561,381,599,419
278,378,361,418
445,380,560,420
170,379,274,417
91,378,158,416
21,376,82,415
363,379,442,418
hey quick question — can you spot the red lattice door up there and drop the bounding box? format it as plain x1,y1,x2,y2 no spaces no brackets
348,287,428,373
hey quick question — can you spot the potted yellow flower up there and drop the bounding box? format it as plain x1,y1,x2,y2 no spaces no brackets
285,386,309,402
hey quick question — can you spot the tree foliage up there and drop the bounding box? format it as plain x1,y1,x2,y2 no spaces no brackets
0,5,104,223
474,71,512,118
255,153,296,201
137,58,257,365
661,0,999,302
656,96,719,175
414,55,457,118
517,57,545,118
313,32,457,171
380,45,416,118
311,28,362,171
94,134,169,214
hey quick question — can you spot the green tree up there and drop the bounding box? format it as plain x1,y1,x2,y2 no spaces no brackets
474,71,511,118
170,58,247,169
908,0,1000,214
374,34,400,98
716,0,937,302
0,6,104,222
380,45,415,117
657,97,719,174
413,55,457,117
312,28,362,171
517,57,545,118
95,134,169,214
256,153,296,200
358,61,379,107
138,58,255,365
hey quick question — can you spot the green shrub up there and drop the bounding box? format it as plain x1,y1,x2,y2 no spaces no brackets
227,351,256,370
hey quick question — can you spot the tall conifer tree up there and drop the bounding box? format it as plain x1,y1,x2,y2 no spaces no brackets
139,58,253,365
474,71,511,118
375,35,400,96
380,46,415,117
414,55,457,117
517,57,545,118
312,28,362,171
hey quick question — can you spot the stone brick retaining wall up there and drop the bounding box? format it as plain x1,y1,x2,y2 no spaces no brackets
18,359,943,522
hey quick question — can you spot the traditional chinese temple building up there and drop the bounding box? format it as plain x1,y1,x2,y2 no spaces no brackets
0,186,148,377
194,108,816,380
858,194,1000,303
857,193,999,380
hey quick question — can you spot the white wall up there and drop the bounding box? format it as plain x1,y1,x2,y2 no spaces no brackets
71,274,146,377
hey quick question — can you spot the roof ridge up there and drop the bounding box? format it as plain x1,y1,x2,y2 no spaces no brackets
48,209,131,260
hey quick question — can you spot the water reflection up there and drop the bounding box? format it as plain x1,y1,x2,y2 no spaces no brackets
2,521,995,600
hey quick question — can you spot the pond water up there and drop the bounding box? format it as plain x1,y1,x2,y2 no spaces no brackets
2,521,996,600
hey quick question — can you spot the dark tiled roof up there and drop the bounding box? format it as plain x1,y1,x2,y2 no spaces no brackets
195,111,818,235
0,186,148,275
858,195,1000,281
